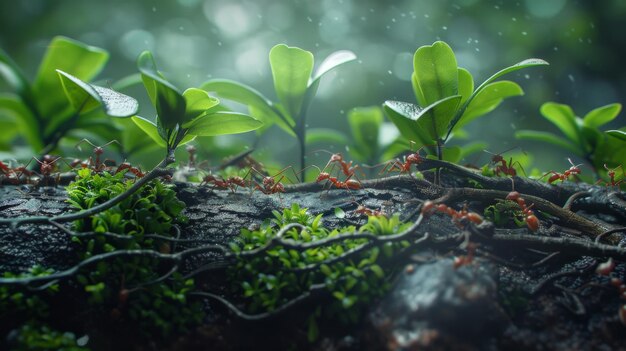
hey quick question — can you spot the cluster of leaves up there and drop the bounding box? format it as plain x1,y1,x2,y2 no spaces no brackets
516,102,626,180
203,45,356,172
8,323,88,351
229,204,410,341
65,169,201,339
484,200,531,228
0,266,58,321
383,41,548,162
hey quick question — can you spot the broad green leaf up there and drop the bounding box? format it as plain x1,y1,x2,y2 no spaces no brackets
185,112,262,136
515,130,580,155
305,128,348,145
473,58,548,98
182,88,219,122
540,102,580,144
137,51,185,129
249,104,295,137
269,44,314,120
309,50,356,87
0,93,43,150
457,68,474,106
383,101,433,145
348,106,383,161
57,70,138,117
202,79,294,132
583,103,622,129
606,130,626,142
580,125,602,154
412,41,458,107
0,47,34,105
32,36,109,118
415,95,462,140
457,80,523,128
131,116,167,147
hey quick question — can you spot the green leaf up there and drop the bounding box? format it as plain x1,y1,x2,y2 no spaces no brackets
57,70,138,117
383,101,433,145
606,130,626,142
309,50,356,87
0,47,34,106
412,41,458,107
182,88,219,123
0,94,43,150
457,68,474,106
305,128,348,146
515,130,580,155
185,112,262,136
457,80,523,128
583,103,622,129
415,95,463,140
440,146,462,163
201,79,294,132
348,106,383,162
473,58,548,97
32,36,109,118
131,116,167,147
334,207,346,219
137,51,185,129
269,44,314,120
540,102,580,145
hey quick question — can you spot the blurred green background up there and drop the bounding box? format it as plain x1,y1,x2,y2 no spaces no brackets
1,0,625,171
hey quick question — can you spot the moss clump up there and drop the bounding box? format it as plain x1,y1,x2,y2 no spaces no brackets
229,204,411,341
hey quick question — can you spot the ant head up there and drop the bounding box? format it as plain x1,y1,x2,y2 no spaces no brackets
316,172,330,182
330,153,343,162
406,154,422,163
94,146,104,155
186,145,197,154
262,176,275,186
203,174,217,181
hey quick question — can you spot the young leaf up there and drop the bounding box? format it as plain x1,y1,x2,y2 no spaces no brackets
514,130,580,155
414,95,462,140
309,50,357,87
540,102,580,144
131,116,167,147
182,88,219,122
383,101,433,145
201,79,293,132
0,94,42,150
457,80,523,127
57,70,138,117
32,36,109,118
412,41,458,107
606,130,626,142
184,112,262,136
269,44,314,120
137,51,185,129
473,58,549,97
0,47,33,103
583,103,622,129
457,68,474,106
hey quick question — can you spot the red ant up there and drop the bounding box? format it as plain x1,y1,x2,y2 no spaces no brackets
200,174,247,192
353,204,386,217
594,258,626,326
0,160,21,184
380,142,427,175
248,166,300,196
596,164,624,188
421,201,484,226
76,139,119,173
542,158,582,184
115,162,145,178
453,242,477,269
316,171,362,190
505,191,539,231
484,148,524,177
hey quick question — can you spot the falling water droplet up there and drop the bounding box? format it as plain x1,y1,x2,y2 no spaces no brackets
217,41,222,46
442,26,448,30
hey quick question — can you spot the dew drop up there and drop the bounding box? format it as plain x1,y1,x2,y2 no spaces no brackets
217,41,222,46
512,17,517,21
152,6,156,12
387,70,393,75
442,26,447,30
524,74,530,79
568,74,575,82
391,18,396,22
521,31,527,36
307,16,313,22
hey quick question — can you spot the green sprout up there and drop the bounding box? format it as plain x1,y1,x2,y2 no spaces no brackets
384,40,548,161
0,36,120,155
202,44,356,176
516,101,626,180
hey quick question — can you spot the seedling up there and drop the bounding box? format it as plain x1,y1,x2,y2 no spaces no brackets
384,40,548,160
516,102,625,180
203,45,356,176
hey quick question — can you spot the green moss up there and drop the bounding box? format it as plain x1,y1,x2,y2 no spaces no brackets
229,204,411,341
